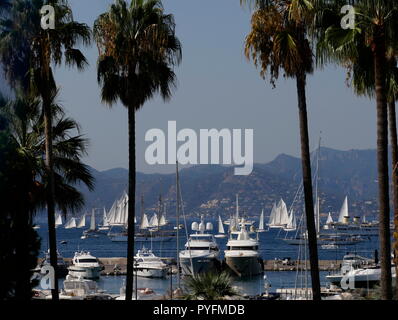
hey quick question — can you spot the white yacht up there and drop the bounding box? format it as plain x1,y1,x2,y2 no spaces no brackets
326,253,396,288
68,251,103,279
59,275,112,300
179,218,221,276
224,219,263,277
133,247,168,278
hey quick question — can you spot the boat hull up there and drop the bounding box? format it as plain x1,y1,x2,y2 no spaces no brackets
68,266,102,279
224,256,263,277
180,256,221,276
134,267,167,278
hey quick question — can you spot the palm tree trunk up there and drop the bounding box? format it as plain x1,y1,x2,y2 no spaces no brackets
388,98,398,299
43,93,59,301
125,106,136,300
14,203,30,300
296,71,321,300
373,35,392,300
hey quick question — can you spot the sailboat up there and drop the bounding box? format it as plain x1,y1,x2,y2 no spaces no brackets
323,212,334,230
283,210,297,232
77,215,86,228
98,207,110,231
257,209,266,232
55,213,63,228
337,196,349,224
64,217,77,229
81,209,99,239
268,199,289,228
215,215,227,238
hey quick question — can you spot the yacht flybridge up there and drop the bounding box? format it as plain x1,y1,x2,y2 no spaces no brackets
179,217,221,276
224,218,263,277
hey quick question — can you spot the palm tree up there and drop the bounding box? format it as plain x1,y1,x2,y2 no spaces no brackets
314,0,398,300
0,0,91,300
1,93,94,213
242,0,321,300
0,92,93,299
184,272,239,300
93,0,181,300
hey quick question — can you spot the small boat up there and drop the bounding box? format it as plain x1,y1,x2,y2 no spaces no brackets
179,217,221,276
133,247,168,278
60,240,67,245
68,251,103,279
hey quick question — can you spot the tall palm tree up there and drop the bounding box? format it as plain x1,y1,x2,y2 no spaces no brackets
314,0,398,300
0,0,91,300
93,0,181,300
242,0,321,299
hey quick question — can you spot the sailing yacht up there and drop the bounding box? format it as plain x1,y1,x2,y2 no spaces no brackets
68,251,103,279
283,210,297,232
214,215,227,238
64,217,77,229
81,209,99,239
134,247,168,278
268,199,289,229
98,208,110,231
224,218,263,277
179,217,221,276
55,213,63,228
257,209,266,232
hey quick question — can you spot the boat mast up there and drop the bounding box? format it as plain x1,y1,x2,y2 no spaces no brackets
315,136,321,235
176,161,181,289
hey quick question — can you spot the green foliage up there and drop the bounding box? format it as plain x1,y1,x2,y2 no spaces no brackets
0,93,94,214
183,272,239,300
94,0,181,110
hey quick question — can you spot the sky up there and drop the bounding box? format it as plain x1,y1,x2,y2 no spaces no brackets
49,0,377,174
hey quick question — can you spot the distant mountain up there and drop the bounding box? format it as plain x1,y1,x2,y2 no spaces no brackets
70,147,380,221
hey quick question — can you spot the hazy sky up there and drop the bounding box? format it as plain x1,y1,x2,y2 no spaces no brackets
51,0,377,174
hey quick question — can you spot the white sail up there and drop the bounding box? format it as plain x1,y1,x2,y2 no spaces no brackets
279,199,289,225
338,196,349,223
268,203,277,225
285,210,297,230
159,214,167,226
103,208,109,226
77,215,86,228
326,212,334,224
149,213,159,227
55,213,63,227
90,209,96,230
64,217,77,229
218,215,225,234
259,209,265,231
140,213,150,229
